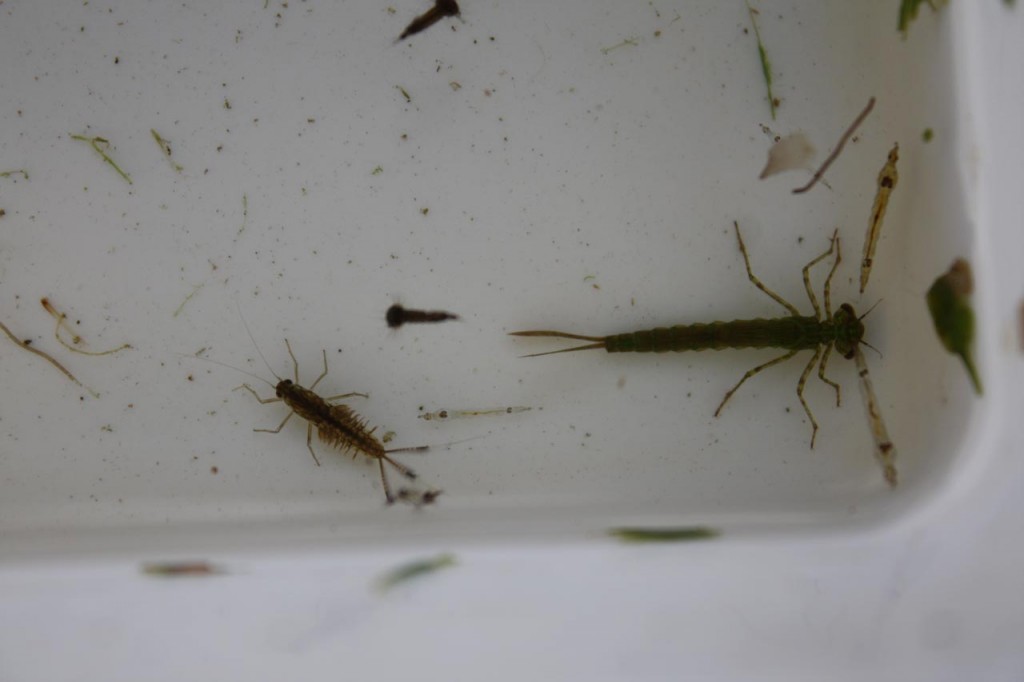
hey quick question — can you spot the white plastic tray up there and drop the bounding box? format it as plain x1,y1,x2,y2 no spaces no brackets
1,1,1021,679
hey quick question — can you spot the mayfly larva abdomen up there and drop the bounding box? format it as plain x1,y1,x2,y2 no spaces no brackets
235,339,429,504
511,222,898,487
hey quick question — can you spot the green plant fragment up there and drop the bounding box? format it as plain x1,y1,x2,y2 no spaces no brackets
375,553,456,592
745,2,776,120
70,134,132,185
926,258,982,394
609,527,721,543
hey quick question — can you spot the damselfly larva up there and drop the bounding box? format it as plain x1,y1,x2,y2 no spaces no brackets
419,406,533,421
511,222,899,486
859,142,899,293
234,339,430,504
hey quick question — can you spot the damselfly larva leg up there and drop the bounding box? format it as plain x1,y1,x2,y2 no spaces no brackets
733,222,800,316
795,345,824,449
822,230,841,318
715,349,798,417
801,229,838,319
816,342,841,407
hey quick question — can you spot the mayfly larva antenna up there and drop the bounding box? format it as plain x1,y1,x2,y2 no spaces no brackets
235,300,281,382
182,353,276,390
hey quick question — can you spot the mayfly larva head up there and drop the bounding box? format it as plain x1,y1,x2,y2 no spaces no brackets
833,303,865,359
275,378,294,398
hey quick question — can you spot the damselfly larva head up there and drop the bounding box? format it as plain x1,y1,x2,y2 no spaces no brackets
832,303,865,359
276,378,294,398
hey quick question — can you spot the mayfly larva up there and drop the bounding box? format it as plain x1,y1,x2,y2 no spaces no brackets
419,406,533,421
386,304,459,329
859,142,900,293
232,338,430,504
396,0,460,43
511,222,898,487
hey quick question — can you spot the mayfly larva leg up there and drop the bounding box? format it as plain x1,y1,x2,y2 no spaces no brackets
236,383,282,405
304,422,320,466
795,345,825,448
235,383,316,461
732,221,800,316
324,391,369,402
714,349,798,417
289,342,369,403
801,229,838,319
284,339,326,390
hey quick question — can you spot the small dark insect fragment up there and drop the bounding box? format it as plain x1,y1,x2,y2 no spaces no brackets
395,487,443,507
141,561,226,577
386,304,459,329
396,0,460,42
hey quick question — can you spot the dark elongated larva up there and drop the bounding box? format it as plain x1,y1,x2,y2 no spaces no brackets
236,339,429,504
386,304,459,329
396,0,460,42
511,222,898,487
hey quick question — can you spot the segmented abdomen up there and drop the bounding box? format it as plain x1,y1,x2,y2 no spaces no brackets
317,404,384,459
604,317,825,353
278,383,384,459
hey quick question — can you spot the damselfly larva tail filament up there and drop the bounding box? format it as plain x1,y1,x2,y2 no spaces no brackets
511,222,898,487
235,339,429,504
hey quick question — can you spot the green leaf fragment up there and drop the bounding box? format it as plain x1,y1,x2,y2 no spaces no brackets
926,258,982,394
375,553,456,592
609,527,721,543
746,2,776,120
70,134,132,185
898,0,940,36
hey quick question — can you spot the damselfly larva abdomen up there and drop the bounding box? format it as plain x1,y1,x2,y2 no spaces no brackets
511,222,897,487
236,339,428,504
